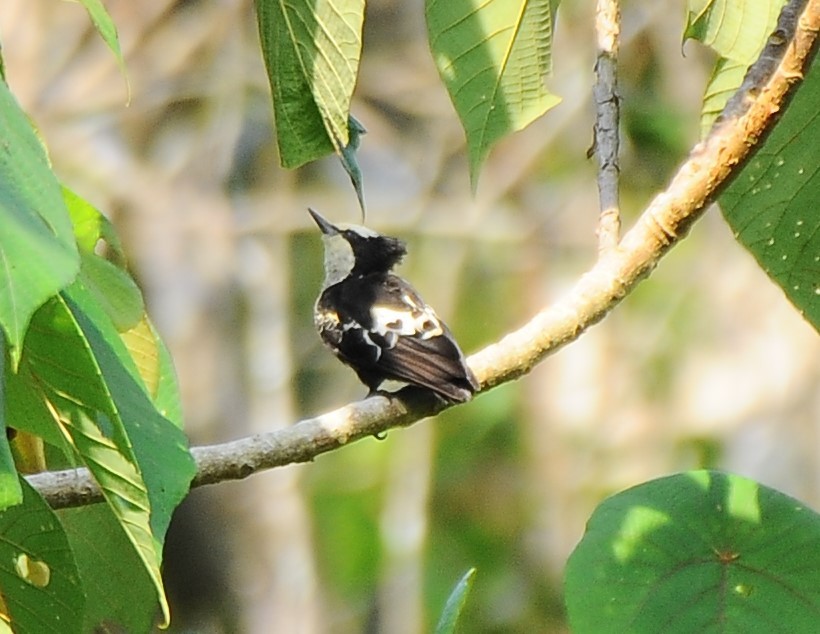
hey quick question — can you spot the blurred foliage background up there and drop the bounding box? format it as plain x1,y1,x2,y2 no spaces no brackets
2,0,818,632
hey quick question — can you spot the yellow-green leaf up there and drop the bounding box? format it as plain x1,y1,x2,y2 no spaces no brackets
426,0,561,188
256,0,364,168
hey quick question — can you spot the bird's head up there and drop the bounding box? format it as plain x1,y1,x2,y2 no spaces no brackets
309,208,407,287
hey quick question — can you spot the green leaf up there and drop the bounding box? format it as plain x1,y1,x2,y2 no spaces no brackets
685,0,786,65
4,360,70,454
0,480,84,633
426,0,561,188
78,251,144,332
8,283,195,627
720,58,819,330
60,284,195,611
62,187,143,331
62,187,126,262
434,568,477,634
66,286,194,533
565,470,820,633
687,0,787,134
0,81,79,367
20,295,170,624
77,0,129,90
62,188,184,423
255,0,364,168
120,315,184,428
700,57,748,136
58,505,159,633
153,321,184,427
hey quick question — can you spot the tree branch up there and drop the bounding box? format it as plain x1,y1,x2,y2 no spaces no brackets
27,0,820,510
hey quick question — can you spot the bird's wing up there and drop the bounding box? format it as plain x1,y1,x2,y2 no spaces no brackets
366,277,478,402
375,331,478,403
323,273,478,402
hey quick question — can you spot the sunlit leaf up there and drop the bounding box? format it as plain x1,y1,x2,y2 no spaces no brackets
120,317,161,401
119,316,184,428
566,471,820,632
687,0,787,134
21,294,170,625
9,283,196,627
255,0,364,168
62,187,126,263
685,0,786,65
700,57,747,136
62,188,143,331
426,0,561,188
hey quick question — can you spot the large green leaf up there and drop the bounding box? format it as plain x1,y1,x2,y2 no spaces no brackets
255,0,364,168
720,57,819,330
7,283,195,627
16,294,169,623
61,285,194,534
0,480,84,633
426,0,561,187
565,471,820,632
58,505,159,633
0,81,79,367
8,186,187,453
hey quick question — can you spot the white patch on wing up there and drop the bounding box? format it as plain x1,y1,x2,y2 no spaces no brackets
359,329,382,360
401,292,420,309
370,303,444,342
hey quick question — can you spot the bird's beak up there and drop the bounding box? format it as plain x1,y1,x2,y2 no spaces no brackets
308,208,339,236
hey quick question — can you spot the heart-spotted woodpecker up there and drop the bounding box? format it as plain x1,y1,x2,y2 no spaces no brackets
309,208,479,403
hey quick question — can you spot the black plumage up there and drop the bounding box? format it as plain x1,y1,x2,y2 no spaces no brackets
310,209,479,403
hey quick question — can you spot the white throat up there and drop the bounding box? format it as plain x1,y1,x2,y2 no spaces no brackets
321,234,355,289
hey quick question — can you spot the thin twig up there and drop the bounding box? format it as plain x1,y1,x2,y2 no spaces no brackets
26,0,820,510
593,0,622,254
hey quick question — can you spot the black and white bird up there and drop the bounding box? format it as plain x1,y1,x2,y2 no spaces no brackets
309,208,479,403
